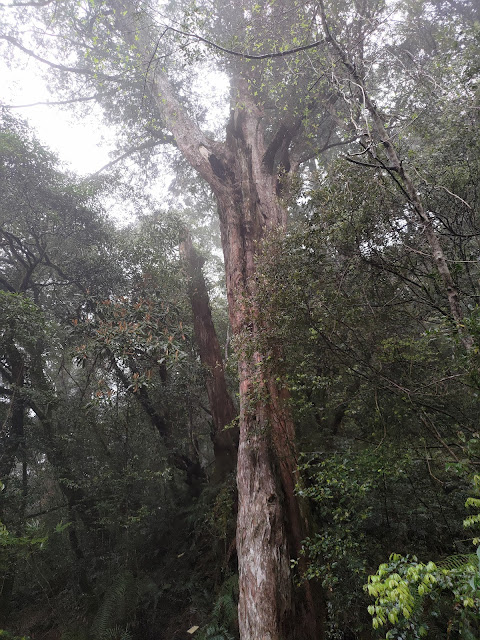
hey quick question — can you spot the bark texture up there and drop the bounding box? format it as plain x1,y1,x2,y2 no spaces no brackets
215,87,321,640
180,231,238,481
111,4,323,637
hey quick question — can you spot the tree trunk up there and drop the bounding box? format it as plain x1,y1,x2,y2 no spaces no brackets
318,0,473,352
109,6,323,636
0,351,24,628
179,231,238,481
209,87,322,640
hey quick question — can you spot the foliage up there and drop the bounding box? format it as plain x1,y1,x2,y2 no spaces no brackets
198,626,234,640
0,519,48,567
249,42,480,630
366,552,480,639
91,571,136,640
366,476,480,638
0,1,479,639
0,114,229,640
198,575,238,640
0,631,30,640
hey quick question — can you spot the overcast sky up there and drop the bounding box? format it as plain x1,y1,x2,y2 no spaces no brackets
1,57,159,225
1,32,229,228
2,59,116,175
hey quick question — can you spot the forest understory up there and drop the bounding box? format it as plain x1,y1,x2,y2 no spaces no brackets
1,0,480,639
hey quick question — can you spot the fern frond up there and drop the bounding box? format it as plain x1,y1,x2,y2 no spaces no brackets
211,574,238,628
200,624,234,640
100,625,132,640
91,571,136,640
437,554,477,571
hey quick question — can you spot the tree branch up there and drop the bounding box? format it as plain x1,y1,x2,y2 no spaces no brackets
25,503,69,519
165,26,326,60
345,156,396,170
112,1,229,187
90,137,172,176
0,276,16,293
0,34,124,81
1,1,55,6
0,386,13,397
2,95,101,109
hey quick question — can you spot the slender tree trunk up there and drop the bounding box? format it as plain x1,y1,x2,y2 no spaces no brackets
318,0,473,351
0,570,15,627
179,231,238,481
0,350,25,628
109,354,206,494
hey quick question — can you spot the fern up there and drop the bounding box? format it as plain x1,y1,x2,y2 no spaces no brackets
437,554,478,571
91,571,136,640
198,624,234,640
198,575,238,640
465,475,480,544
61,630,88,640
211,575,238,628
99,625,132,640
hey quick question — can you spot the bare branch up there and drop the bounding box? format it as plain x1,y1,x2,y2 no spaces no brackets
345,156,396,170
2,95,101,109
0,0,55,5
25,503,69,519
89,137,172,176
165,26,326,60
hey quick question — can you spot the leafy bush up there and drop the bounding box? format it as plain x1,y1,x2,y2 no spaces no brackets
366,476,480,638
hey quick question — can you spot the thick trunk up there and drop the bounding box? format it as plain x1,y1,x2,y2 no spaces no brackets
236,370,320,640
211,93,322,640
180,231,238,481
109,8,322,635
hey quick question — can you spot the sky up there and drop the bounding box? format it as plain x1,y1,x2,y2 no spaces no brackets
1,58,160,226
0,21,229,226
1,44,229,176
2,60,116,175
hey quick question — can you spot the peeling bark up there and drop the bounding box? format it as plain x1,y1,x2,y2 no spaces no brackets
215,88,322,640
107,4,324,637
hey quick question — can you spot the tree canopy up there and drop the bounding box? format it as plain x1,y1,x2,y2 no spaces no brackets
0,1,480,640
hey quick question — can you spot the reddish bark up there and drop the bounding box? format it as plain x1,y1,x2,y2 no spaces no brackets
109,6,325,637
211,87,322,640
179,231,238,481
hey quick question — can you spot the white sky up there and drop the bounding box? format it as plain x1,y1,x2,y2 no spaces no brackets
1,36,229,227
2,61,116,175
1,60,160,225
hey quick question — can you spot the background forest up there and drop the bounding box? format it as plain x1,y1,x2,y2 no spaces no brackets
1,0,480,639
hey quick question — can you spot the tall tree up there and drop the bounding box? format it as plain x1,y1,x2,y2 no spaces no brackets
0,114,225,637
314,0,479,350
2,0,477,637
0,3,335,636
0,109,120,619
